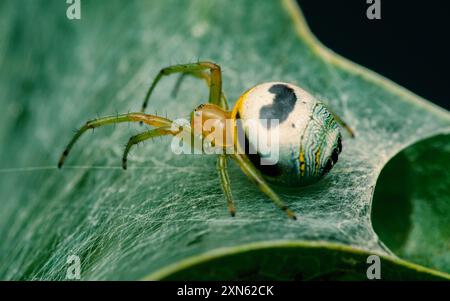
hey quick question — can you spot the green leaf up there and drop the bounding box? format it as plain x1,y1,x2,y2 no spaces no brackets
0,0,449,280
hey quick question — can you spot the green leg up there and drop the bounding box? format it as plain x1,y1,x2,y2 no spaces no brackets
322,104,355,137
331,111,354,137
140,61,225,112
58,113,173,168
217,154,236,217
122,126,177,170
231,153,297,220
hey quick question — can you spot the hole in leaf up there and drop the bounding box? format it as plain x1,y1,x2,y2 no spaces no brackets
372,134,450,273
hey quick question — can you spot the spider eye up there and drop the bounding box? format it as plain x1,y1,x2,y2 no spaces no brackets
196,104,205,110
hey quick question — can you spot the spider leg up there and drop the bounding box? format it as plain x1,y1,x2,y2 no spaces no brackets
322,104,355,137
231,153,297,220
122,126,178,170
140,61,225,112
58,113,173,168
331,111,354,137
217,154,236,217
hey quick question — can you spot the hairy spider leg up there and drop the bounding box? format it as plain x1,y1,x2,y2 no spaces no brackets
140,61,224,112
217,154,236,217
122,126,179,170
321,103,355,137
58,113,173,168
231,152,297,220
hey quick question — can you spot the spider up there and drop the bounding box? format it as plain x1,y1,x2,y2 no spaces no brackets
58,61,354,220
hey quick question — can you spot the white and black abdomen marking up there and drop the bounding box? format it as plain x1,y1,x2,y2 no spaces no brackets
236,82,342,187
259,84,297,128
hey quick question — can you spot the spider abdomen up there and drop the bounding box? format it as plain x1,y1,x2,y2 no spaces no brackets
232,82,342,187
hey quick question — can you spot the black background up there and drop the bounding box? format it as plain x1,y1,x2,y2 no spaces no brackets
298,0,450,110
1,281,447,297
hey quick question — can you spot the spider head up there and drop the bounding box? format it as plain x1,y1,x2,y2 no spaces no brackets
190,103,234,148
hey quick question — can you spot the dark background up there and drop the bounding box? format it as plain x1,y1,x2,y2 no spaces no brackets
298,0,450,110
